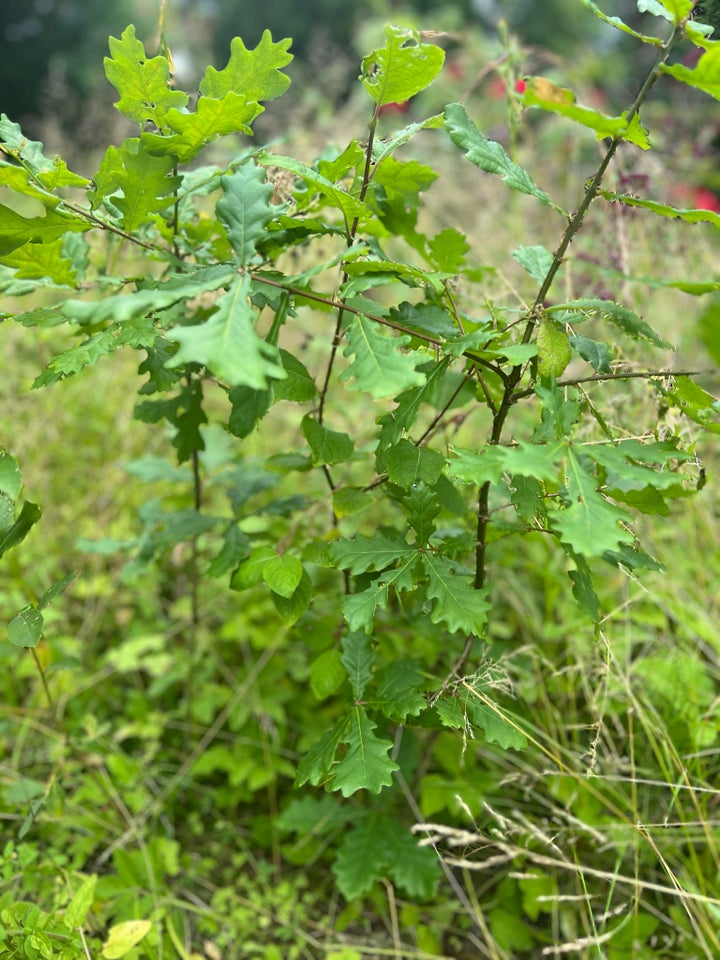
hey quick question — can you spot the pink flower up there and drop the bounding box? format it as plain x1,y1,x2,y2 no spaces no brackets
486,76,507,100
514,79,527,95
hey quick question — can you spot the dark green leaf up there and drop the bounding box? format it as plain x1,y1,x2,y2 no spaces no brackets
334,707,399,795
330,532,417,574
228,384,273,438
296,717,349,788
423,554,490,635
445,103,565,214
0,501,41,559
369,660,426,721
217,163,276,265
302,415,354,465
570,335,613,373
340,633,375,699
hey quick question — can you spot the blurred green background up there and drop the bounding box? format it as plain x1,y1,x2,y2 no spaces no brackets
2,0,653,139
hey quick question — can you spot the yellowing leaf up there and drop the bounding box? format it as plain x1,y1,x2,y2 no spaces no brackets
537,318,571,379
102,920,152,959
522,77,651,149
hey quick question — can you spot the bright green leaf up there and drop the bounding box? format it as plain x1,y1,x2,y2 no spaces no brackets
262,553,304,598
601,186,720,226
552,447,634,555
34,317,159,387
112,142,182,231
199,30,293,101
428,227,470,272
64,874,97,929
0,203,90,257
637,0,694,24
537,318,571,378
102,919,152,959
513,244,554,283
522,77,651,148
104,26,188,125
0,451,22,501
0,114,88,186
362,25,445,106
142,93,264,162
2,238,77,285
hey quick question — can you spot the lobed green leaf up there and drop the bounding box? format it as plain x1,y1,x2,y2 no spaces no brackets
334,707,399,796
361,25,445,106
199,31,293,101
423,554,490,635
217,163,276,265
166,274,285,388
340,314,426,399
104,26,189,126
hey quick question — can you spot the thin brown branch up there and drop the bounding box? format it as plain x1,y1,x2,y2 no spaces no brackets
513,368,713,400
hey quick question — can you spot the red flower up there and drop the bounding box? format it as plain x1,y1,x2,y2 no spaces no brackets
514,79,527,95
693,187,720,213
379,101,410,117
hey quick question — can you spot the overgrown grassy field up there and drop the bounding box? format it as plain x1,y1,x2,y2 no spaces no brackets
1,12,719,960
